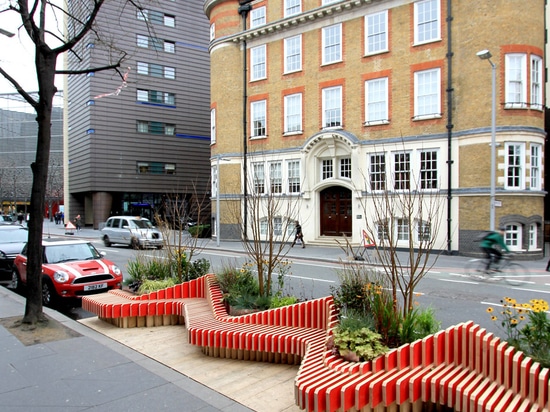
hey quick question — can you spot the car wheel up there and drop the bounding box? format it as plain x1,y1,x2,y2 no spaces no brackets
42,279,58,308
130,237,140,250
10,269,22,293
103,236,111,247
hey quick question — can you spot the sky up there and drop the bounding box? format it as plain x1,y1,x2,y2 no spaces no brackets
0,1,63,95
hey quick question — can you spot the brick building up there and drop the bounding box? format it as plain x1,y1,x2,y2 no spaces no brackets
205,0,545,257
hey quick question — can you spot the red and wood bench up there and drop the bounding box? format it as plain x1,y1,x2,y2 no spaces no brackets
82,275,550,411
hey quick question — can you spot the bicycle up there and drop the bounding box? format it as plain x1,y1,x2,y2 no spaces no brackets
464,254,530,286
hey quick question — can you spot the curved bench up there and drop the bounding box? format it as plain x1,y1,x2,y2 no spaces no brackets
82,275,550,411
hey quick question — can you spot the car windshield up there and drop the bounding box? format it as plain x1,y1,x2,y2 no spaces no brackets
1,215,14,222
0,229,27,243
132,219,153,229
44,243,101,264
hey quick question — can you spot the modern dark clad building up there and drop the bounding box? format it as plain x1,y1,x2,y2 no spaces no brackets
67,0,211,228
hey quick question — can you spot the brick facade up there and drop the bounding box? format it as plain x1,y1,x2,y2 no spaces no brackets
205,0,545,257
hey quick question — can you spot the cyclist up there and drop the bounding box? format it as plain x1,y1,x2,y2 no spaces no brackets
479,227,510,272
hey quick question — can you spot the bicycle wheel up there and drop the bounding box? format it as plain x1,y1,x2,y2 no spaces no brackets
497,263,530,286
465,259,487,279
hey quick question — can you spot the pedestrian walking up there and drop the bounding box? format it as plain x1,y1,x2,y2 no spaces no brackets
75,214,82,231
291,220,305,248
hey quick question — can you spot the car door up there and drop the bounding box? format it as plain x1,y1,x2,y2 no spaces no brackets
120,218,132,245
15,245,30,284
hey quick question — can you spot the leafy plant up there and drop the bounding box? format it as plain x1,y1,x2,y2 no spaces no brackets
487,297,550,367
330,263,440,360
330,324,389,362
400,306,440,344
270,295,298,308
188,224,211,238
138,278,176,294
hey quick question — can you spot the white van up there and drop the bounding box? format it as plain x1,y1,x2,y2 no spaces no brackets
100,216,163,249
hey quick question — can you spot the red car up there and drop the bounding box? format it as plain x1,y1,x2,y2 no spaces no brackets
12,238,123,307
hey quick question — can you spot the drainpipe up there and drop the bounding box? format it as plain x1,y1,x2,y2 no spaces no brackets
446,0,454,254
238,0,252,240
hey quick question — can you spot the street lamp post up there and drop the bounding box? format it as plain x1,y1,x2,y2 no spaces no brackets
477,49,497,232
216,156,221,247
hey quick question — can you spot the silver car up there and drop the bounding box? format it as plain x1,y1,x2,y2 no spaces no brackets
100,216,163,249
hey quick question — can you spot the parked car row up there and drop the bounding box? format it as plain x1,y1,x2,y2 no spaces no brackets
1,215,167,309
0,225,123,308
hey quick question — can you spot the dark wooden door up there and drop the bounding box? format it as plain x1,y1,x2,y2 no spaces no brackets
320,187,352,236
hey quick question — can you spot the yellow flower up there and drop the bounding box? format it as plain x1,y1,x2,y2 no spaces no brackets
491,316,498,321
510,319,518,324
519,316,525,321
522,303,531,309
486,307,494,313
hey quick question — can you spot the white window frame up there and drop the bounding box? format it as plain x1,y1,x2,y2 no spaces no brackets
365,77,388,124
284,93,302,134
528,223,538,250
417,220,431,242
419,149,438,190
505,142,524,189
250,6,266,28
250,45,267,81
210,23,215,41
322,24,342,65
252,162,265,194
250,100,267,138
504,224,522,251
322,86,342,128
339,158,351,179
287,160,301,193
369,153,386,191
530,55,543,110
393,152,411,191
365,10,388,55
505,54,527,109
530,144,541,190
269,162,283,194
210,108,216,145
397,218,410,241
321,159,333,180
414,68,441,119
285,0,301,17
414,0,440,45
284,35,302,73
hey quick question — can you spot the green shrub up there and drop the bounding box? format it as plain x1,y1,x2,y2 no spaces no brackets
331,325,389,362
216,263,259,306
400,306,440,344
188,224,211,238
138,278,176,294
270,295,298,308
188,258,210,280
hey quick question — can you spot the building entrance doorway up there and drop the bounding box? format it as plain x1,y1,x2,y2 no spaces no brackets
320,186,352,236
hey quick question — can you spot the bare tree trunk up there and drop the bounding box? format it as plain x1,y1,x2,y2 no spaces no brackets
22,52,56,325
